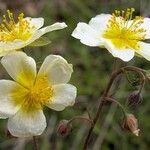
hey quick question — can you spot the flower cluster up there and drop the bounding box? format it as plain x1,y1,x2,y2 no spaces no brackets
0,8,149,140
0,10,76,137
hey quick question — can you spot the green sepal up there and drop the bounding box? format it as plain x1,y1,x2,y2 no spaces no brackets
29,37,51,47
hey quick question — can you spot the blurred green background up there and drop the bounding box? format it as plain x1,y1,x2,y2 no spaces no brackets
0,0,150,149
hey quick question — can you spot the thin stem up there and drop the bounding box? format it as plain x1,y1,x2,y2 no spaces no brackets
124,70,135,86
83,61,121,150
33,136,39,150
83,66,147,149
104,97,126,116
67,116,93,126
138,72,146,93
83,69,121,150
86,108,92,120
112,58,118,71
123,67,146,93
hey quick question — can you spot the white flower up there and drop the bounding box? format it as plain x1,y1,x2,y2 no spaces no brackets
0,10,67,56
0,51,77,137
72,8,150,62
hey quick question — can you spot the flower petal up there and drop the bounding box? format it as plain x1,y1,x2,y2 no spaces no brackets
72,22,103,46
1,51,36,88
23,22,67,49
25,17,44,30
104,40,135,61
0,30,43,55
38,55,73,85
136,42,150,61
40,22,67,34
140,18,150,39
0,22,67,55
89,14,112,35
47,84,77,111
8,110,46,137
0,80,25,118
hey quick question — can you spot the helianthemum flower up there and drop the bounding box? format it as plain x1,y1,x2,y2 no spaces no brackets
0,10,67,56
72,8,150,61
0,52,77,137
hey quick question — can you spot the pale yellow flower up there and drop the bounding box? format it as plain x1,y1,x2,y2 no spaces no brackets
72,8,150,61
0,52,76,137
0,10,67,56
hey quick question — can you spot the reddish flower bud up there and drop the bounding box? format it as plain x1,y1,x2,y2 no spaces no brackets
57,120,71,137
122,114,140,136
127,91,141,107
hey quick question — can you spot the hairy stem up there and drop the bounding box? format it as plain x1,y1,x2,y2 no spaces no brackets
33,136,39,150
83,66,147,149
68,116,94,126
104,97,126,116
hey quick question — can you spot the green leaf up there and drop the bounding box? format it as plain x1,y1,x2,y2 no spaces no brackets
29,37,51,47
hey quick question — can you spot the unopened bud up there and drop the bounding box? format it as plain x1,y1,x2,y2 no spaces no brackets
57,120,72,137
128,91,141,107
122,114,140,136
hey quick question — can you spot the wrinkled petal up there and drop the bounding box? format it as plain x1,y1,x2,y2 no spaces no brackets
25,17,44,30
40,22,67,34
1,51,36,88
8,110,46,137
140,18,150,39
89,14,112,35
136,42,150,60
38,55,73,85
47,84,77,111
104,40,135,61
72,22,103,46
0,80,26,118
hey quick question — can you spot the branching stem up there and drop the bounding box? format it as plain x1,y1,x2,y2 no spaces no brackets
83,66,147,149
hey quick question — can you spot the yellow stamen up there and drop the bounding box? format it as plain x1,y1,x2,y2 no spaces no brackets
103,8,146,50
11,74,54,113
0,10,35,42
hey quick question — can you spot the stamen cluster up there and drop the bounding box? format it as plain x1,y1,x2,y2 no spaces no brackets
0,10,34,42
103,8,146,49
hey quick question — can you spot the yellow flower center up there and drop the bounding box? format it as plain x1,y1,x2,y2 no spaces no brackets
0,10,35,42
103,8,146,50
11,75,54,113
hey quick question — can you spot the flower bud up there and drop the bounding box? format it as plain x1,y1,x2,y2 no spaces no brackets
57,120,72,137
122,114,140,136
127,91,141,107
